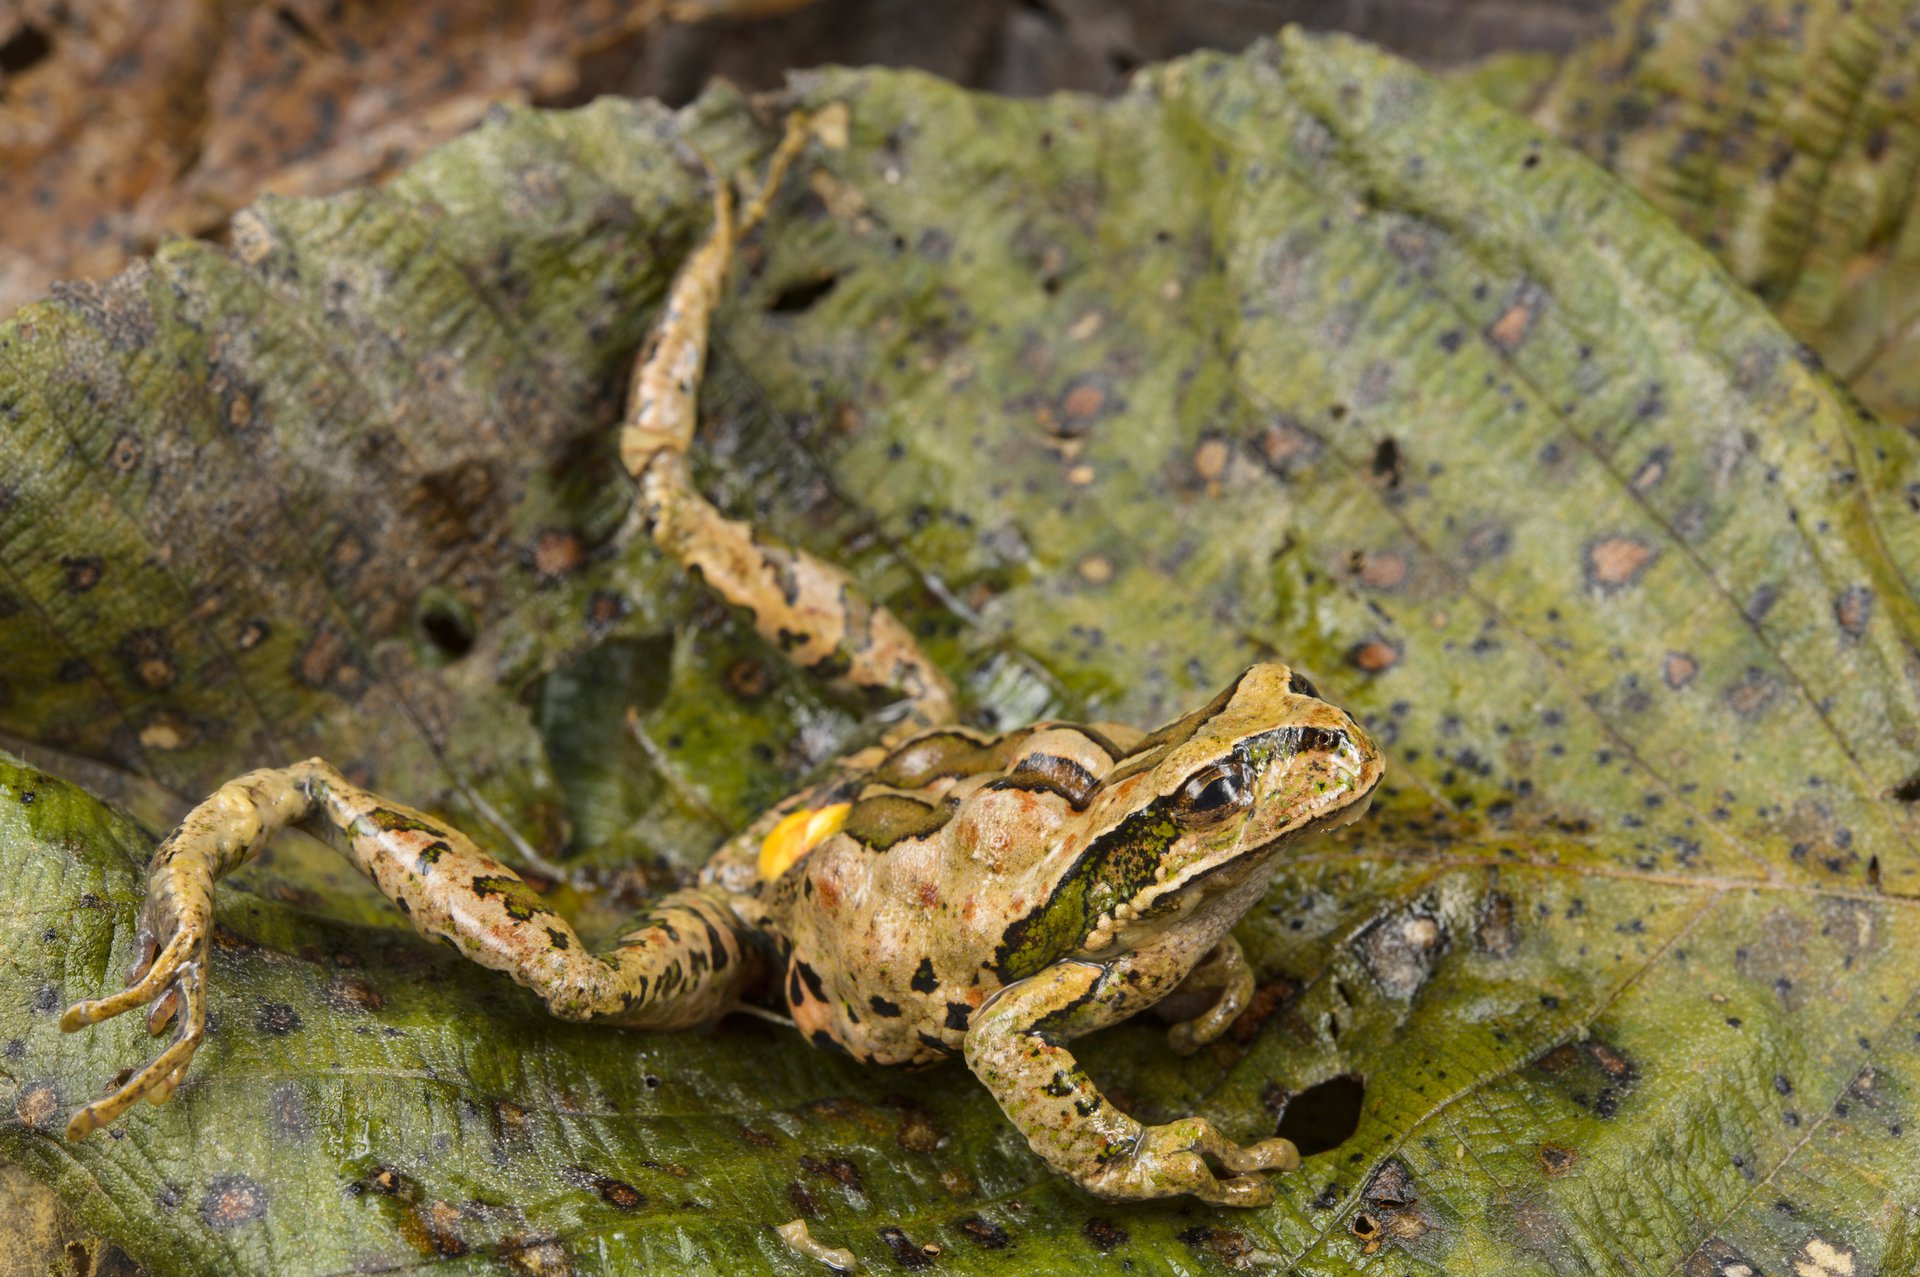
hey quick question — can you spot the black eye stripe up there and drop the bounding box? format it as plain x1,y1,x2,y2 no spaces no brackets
1287,671,1321,699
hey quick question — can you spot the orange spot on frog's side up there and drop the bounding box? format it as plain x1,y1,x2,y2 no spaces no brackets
758,803,851,880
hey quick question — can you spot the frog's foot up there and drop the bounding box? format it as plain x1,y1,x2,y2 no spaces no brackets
61,763,313,1139
1164,936,1255,1056
61,908,213,1139
1087,1118,1300,1207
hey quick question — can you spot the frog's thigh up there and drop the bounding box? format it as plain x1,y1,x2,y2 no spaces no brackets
1162,935,1255,1055
964,958,1297,1207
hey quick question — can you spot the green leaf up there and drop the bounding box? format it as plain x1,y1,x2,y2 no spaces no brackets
1533,0,1920,428
4,26,1919,1275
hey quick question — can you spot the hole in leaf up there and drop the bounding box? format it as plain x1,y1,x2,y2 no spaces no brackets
0,24,51,75
1274,1073,1364,1157
1890,774,1920,802
415,594,476,661
765,273,839,315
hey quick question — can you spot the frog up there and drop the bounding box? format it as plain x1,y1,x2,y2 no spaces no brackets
60,110,1384,1208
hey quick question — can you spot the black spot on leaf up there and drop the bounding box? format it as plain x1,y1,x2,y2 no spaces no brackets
200,1174,268,1229
1083,1218,1129,1252
255,1002,302,1035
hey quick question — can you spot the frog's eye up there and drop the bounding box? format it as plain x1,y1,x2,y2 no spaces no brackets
1173,761,1254,827
1286,671,1321,699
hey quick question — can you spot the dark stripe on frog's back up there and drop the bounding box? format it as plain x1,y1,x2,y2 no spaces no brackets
992,799,1182,981
842,792,954,851
871,727,1035,789
342,803,459,869
986,752,1100,810
848,724,1122,850
875,724,1122,791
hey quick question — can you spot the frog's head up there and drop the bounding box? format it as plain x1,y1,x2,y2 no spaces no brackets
993,663,1382,978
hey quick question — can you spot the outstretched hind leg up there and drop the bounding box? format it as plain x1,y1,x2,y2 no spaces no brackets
62,760,768,1138
618,111,956,732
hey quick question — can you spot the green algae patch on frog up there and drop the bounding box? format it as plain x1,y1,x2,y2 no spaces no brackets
2,23,1920,1277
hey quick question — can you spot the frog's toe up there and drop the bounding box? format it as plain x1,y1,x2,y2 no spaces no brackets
62,924,210,1139
1212,1174,1278,1208
1088,1118,1296,1206
1215,1135,1300,1175
1157,1152,1276,1208
1166,1020,1205,1055
145,1065,185,1106
1087,1145,1276,1207
60,926,197,1031
145,986,182,1035
1175,1118,1299,1176
63,990,206,1139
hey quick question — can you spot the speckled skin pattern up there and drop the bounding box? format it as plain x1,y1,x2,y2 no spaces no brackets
61,116,1385,1205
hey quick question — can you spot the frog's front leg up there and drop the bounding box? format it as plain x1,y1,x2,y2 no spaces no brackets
964,958,1299,1207
62,760,766,1139
618,112,955,731
1162,935,1256,1056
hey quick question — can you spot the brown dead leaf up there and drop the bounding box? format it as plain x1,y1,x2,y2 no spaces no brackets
0,0,832,319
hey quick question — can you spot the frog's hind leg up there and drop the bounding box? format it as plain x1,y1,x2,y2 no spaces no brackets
618,112,956,731
61,760,767,1139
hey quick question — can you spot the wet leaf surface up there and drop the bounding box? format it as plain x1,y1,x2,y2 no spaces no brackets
2,26,1919,1276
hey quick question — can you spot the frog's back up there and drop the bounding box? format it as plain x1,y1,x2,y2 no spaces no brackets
715,719,1144,1065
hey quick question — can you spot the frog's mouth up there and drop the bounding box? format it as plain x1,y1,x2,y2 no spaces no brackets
1293,774,1380,840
